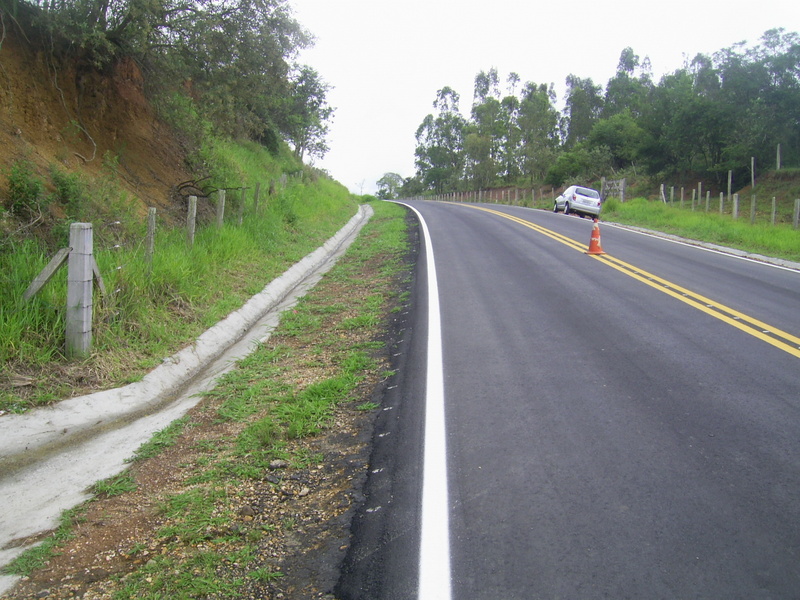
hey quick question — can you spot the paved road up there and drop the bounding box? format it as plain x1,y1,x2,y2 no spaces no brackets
337,201,800,599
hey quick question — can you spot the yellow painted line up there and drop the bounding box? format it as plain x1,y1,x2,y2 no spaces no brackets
459,204,800,359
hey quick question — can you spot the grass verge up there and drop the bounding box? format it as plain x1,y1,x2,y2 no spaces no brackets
600,197,800,263
1,200,412,600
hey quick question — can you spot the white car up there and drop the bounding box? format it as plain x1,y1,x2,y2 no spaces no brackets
553,185,601,219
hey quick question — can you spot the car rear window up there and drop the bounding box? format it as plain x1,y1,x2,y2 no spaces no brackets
577,187,600,199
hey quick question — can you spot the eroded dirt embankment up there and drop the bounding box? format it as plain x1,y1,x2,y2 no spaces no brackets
0,23,194,224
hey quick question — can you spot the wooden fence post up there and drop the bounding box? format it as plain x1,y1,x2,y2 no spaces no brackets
705,191,710,213
719,193,724,214
777,144,781,171
733,193,740,219
794,199,800,229
680,187,685,209
187,195,197,246
66,223,93,359
771,197,777,226
216,189,226,228
238,187,245,226
727,170,732,206
146,207,156,265
253,182,261,212
751,157,756,189
750,195,757,225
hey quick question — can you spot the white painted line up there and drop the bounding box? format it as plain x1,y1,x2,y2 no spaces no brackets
395,202,452,600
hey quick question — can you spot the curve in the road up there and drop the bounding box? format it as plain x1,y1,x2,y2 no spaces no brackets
462,204,800,359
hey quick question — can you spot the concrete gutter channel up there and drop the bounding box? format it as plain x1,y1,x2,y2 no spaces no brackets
0,204,374,594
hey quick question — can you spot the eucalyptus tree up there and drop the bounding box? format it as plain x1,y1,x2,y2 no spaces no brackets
466,68,504,186
563,74,603,148
414,87,466,193
517,82,560,183
603,47,653,118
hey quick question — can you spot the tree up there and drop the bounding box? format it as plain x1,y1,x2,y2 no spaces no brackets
563,75,603,148
587,110,647,171
376,172,404,199
282,66,333,161
517,82,560,183
414,87,466,193
603,47,653,118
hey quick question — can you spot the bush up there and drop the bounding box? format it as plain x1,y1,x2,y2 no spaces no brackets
7,161,46,217
50,168,85,218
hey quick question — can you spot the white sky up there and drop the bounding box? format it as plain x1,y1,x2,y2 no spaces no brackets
289,0,799,194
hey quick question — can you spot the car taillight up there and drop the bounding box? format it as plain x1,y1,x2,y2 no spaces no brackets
573,194,577,201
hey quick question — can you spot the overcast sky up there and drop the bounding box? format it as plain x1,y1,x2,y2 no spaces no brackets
289,0,799,194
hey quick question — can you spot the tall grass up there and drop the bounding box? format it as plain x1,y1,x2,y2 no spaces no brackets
601,197,800,262
1,144,357,413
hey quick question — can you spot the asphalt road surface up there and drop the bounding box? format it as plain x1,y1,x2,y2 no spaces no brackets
337,201,800,600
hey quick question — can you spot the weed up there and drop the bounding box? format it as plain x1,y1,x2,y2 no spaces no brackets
92,473,137,497
357,401,380,411
128,417,189,462
1,506,86,576
250,567,284,582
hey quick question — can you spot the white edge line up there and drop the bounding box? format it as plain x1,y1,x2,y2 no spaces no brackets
393,201,452,600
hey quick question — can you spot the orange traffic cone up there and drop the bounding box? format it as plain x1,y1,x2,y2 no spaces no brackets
585,218,606,255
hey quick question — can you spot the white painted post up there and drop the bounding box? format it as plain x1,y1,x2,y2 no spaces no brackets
691,189,696,211
794,199,800,229
706,191,710,212
670,186,675,204
771,197,777,226
719,192,724,214
733,193,740,219
187,195,197,246
680,187,685,209
750,195,757,225
66,223,93,359
216,189,226,228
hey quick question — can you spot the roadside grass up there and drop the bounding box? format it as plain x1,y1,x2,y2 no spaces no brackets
2,506,86,577
0,201,411,596
599,197,800,262
0,163,357,414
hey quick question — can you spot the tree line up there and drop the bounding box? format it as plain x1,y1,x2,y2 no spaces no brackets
1,0,332,161
386,29,800,199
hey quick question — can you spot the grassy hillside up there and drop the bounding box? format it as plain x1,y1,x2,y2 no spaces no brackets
0,24,361,414
1,139,359,414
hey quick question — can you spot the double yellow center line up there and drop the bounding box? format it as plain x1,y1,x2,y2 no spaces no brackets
463,204,800,359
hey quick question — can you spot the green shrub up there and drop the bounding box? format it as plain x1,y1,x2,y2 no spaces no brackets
50,167,85,218
7,160,46,217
